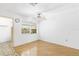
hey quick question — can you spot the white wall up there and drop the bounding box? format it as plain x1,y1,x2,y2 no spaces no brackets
13,16,38,47
0,10,38,46
0,17,12,43
39,8,79,49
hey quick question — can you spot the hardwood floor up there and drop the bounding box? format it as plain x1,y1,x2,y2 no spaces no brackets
14,40,79,56
14,40,38,55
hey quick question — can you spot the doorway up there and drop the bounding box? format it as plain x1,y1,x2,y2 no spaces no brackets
0,17,13,43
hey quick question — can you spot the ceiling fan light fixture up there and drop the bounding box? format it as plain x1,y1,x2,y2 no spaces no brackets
36,13,46,23
29,3,38,6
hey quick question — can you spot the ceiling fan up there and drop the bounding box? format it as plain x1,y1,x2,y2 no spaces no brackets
29,3,38,7
29,3,46,23
36,13,46,23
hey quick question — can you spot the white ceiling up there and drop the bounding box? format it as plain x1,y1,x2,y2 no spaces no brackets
0,3,79,18
0,3,64,16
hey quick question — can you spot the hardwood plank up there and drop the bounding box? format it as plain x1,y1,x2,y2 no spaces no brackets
15,40,79,56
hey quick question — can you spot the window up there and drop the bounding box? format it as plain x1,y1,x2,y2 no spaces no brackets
21,24,37,34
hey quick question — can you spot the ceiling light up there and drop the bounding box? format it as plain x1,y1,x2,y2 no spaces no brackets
29,3,38,6
36,13,46,23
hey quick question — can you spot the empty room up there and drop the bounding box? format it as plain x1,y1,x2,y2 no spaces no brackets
0,3,79,56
